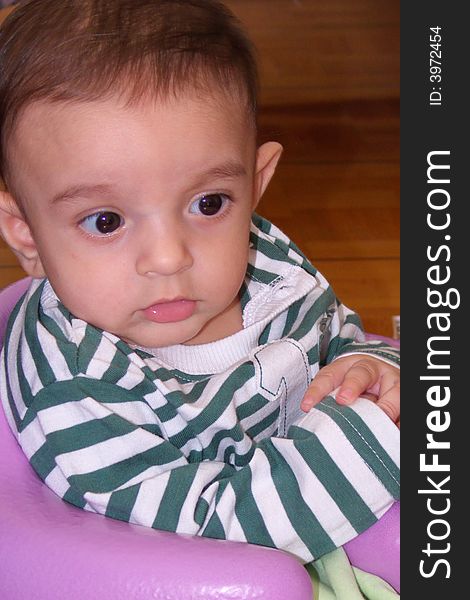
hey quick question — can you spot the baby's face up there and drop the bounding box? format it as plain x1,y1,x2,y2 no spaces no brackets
8,92,273,347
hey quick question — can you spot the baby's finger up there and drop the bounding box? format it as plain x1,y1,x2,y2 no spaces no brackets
300,364,345,412
360,392,379,402
335,359,379,405
376,374,400,423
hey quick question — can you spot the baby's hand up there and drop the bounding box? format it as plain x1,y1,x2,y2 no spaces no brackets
301,355,400,426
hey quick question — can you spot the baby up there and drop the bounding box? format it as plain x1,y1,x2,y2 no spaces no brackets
0,0,399,563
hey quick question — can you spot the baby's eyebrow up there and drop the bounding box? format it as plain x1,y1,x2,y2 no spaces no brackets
50,183,116,205
50,162,246,205
197,161,247,181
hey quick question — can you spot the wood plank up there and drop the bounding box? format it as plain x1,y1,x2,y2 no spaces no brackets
227,0,400,29
0,242,21,267
258,161,399,259
261,162,399,209
258,100,399,163
0,266,26,291
257,207,399,261
313,258,400,338
256,27,399,106
227,0,399,104
0,238,26,290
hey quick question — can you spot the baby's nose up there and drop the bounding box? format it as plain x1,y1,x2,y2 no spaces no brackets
136,224,193,277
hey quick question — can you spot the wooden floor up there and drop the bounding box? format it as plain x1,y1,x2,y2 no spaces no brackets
256,99,399,337
0,1,399,337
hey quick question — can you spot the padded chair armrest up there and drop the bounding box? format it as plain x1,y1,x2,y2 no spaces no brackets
0,489,312,600
344,502,400,593
0,408,313,600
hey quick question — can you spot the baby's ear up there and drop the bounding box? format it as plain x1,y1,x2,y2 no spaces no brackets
0,191,45,277
253,142,283,208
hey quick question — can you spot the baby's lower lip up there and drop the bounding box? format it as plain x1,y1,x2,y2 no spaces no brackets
143,299,196,323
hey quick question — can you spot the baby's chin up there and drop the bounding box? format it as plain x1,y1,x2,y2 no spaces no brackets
118,324,206,351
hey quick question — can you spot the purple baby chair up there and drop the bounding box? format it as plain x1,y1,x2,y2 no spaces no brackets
0,278,399,599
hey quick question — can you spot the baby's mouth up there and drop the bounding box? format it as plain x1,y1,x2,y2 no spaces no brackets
143,299,196,323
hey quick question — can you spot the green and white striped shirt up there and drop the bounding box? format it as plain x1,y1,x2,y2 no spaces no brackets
1,215,399,562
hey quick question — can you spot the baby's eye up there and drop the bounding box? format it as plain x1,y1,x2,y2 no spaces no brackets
80,211,124,235
189,193,230,216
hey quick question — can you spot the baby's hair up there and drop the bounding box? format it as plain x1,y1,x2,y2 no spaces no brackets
0,0,258,181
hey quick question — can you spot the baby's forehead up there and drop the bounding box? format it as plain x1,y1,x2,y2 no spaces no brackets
8,89,256,169
6,92,257,207
14,82,253,133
